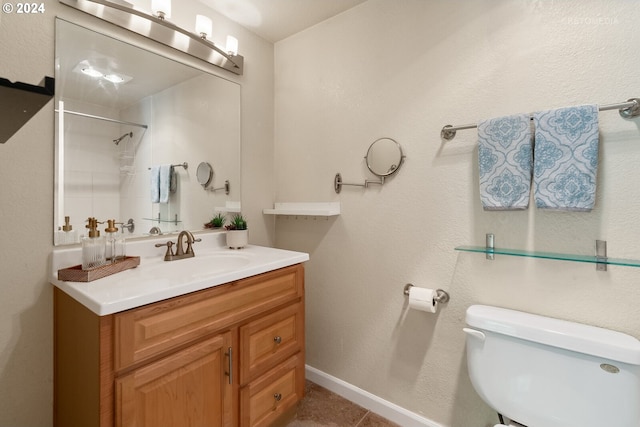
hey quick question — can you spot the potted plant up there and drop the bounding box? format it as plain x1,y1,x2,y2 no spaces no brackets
204,213,226,229
225,214,248,249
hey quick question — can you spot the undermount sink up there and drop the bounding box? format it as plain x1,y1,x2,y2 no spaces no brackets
145,251,252,280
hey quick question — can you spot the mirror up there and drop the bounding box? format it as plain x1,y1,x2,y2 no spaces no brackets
365,137,404,177
196,162,213,187
54,19,241,245
334,137,405,193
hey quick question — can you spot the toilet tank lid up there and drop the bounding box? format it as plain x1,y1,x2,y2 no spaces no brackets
466,305,640,365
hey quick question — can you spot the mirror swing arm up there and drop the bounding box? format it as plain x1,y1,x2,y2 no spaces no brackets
206,180,230,195
334,137,405,194
334,173,385,193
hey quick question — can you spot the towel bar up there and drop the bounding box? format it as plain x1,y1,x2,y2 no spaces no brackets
147,162,188,170
441,98,640,140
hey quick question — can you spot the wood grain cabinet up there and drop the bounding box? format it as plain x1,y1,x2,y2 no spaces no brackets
54,264,305,427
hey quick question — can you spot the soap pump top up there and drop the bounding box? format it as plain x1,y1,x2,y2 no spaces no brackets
85,217,101,238
62,216,73,231
105,219,119,233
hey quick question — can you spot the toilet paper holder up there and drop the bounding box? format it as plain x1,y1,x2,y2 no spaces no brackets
403,284,450,304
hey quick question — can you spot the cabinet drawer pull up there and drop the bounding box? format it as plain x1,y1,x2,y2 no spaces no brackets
273,336,282,344
273,392,282,402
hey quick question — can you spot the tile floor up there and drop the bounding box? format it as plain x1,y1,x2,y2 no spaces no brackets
284,381,400,427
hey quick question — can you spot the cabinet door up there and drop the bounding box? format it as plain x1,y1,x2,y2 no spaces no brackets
116,332,233,427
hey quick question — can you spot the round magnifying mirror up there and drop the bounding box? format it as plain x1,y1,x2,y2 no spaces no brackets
365,137,404,177
196,162,213,187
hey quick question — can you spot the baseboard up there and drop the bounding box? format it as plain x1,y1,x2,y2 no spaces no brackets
305,365,444,427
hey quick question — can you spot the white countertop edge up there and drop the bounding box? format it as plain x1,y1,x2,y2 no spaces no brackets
51,243,309,316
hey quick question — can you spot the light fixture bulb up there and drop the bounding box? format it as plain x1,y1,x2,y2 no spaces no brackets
226,35,238,56
151,0,171,19
195,15,212,39
81,67,103,78
104,74,125,83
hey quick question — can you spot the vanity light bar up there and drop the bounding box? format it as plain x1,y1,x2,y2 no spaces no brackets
58,0,244,76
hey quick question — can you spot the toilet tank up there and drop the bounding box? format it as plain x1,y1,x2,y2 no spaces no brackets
464,305,640,427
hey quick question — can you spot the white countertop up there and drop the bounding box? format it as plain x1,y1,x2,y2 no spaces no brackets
50,232,309,316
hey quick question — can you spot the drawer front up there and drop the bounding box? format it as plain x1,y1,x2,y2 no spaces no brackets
115,264,304,371
240,302,303,384
240,354,305,427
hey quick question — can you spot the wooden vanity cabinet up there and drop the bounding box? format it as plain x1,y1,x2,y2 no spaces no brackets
54,264,305,427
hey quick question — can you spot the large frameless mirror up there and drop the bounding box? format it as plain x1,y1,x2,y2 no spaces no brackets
54,19,241,245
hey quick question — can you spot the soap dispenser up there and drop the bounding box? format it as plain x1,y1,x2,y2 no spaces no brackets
82,217,106,270
55,216,78,245
105,219,126,263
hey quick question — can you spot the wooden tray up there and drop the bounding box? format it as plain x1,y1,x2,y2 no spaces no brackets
58,256,140,282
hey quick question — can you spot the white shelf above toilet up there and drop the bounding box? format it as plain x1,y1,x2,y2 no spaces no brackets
263,202,340,217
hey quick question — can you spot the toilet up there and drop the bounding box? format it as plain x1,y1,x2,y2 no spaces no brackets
463,305,640,427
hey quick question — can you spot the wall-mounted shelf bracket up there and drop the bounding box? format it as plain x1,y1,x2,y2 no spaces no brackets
486,233,495,260
595,240,607,271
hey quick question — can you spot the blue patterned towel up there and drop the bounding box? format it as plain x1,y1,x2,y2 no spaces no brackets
533,105,599,211
159,165,172,204
477,114,532,210
150,165,160,203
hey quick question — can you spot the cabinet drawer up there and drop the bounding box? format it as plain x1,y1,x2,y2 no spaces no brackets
240,354,304,427
115,264,304,371
240,302,303,384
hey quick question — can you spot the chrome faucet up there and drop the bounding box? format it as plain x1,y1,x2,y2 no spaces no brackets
154,230,202,261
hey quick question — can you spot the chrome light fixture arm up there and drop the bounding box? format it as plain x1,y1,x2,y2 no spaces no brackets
59,0,244,75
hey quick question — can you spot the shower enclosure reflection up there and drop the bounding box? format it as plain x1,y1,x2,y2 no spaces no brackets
54,19,241,245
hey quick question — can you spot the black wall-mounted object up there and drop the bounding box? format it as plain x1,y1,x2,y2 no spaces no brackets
0,76,55,143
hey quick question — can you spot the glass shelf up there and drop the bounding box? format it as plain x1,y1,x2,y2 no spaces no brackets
455,246,640,268
143,217,182,225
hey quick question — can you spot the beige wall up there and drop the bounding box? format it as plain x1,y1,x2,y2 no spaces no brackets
274,1,640,426
4,0,640,425
0,2,274,425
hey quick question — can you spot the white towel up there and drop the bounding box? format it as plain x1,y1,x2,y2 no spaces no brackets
150,165,160,203
533,105,599,211
159,165,172,204
477,114,532,210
